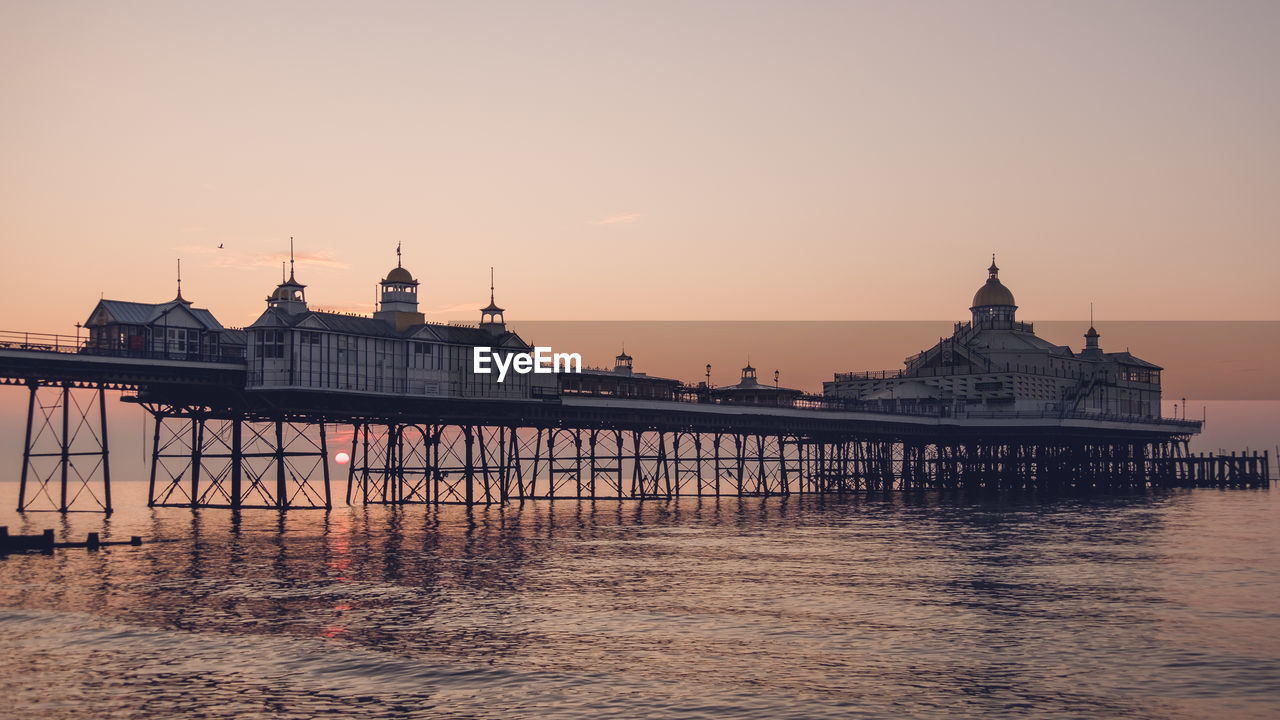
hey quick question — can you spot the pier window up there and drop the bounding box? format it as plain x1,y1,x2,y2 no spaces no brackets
411,341,433,369
163,327,204,356
257,330,286,359
1120,367,1160,385
297,332,324,386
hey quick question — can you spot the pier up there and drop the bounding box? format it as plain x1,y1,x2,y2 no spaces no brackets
0,253,1268,514
2,326,1263,514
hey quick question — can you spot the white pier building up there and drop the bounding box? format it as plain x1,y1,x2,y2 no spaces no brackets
246,250,551,399
824,259,1163,418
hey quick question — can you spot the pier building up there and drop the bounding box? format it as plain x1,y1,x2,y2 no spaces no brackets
558,348,682,400
4,244,1251,516
711,363,803,406
824,259,1163,418
84,288,245,362
246,251,552,399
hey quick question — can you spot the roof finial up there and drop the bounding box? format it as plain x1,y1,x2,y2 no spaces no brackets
396,241,402,268
1090,301,1094,327
176,258,184,301
490,266,495,304
289,236,296,281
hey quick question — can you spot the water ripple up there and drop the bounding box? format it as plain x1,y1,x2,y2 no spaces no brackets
0,486,1277,719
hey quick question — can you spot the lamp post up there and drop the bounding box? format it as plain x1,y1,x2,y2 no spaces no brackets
705,363,711,388
74,322,81,349
773,369,779,388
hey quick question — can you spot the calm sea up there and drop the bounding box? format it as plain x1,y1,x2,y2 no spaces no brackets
0,481,1277,719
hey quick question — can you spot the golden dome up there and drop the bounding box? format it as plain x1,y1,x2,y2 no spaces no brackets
384,266,415,284
971,259,1016,308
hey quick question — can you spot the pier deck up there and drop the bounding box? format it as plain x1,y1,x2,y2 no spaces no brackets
1,330,1265,513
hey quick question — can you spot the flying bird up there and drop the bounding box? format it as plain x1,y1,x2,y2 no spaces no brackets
217,243,224,249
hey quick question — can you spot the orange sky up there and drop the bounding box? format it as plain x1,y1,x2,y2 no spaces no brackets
2,1,1278,333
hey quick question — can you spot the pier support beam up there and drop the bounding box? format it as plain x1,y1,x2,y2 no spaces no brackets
145,406,330,509
17,381,112,513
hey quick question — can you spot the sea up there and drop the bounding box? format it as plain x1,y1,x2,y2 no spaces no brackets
0,480,1277,719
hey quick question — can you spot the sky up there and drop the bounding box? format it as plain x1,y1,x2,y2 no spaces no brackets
1,0,1278,333
1,1,1279,475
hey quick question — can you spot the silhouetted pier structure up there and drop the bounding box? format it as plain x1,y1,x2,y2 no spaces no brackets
1,328,1265,514
0,526,143,552
1172,451,1271,489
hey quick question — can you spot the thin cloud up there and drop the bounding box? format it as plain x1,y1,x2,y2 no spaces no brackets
592,212,645,226
430,302,486,317
177,245,349,271
263,250,348,270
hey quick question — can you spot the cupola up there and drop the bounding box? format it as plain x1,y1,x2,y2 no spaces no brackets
373,242,425,331
970,255,1017,326
266,239,307,314
479,267,506,335
614,346,633,375
1081,306,1104,359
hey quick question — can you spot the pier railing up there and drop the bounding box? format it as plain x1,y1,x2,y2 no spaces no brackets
2,330,1200,431
832,361,1159,387
0,330,246,364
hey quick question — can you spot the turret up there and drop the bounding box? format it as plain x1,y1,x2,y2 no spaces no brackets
266,239,307,314
970,255,1017,326
479,267,506,335
1081,306,1104,359
373,243,425,331
614,347,633,375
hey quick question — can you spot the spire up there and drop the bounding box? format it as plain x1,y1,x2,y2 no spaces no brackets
988,253,999,278
175,258,187,303
1083,302,1102,354
481,267,503,313
480,267,506,332
396,241,402,268
267,237,307,310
